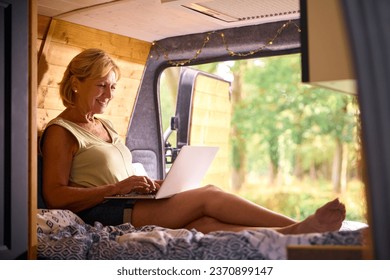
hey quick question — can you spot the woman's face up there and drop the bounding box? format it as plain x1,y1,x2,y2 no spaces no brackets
75,70,117,115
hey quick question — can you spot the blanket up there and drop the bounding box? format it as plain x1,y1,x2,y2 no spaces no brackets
36,209,365,260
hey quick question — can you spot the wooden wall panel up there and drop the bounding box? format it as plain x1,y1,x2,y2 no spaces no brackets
47,19,149,63
37,17,151,142
37,15,51,56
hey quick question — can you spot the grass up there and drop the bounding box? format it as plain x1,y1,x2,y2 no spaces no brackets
224,177,368,223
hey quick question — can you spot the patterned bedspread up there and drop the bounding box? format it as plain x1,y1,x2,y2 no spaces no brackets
36,209,365,260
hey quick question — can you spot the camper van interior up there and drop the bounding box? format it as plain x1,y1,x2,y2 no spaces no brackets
1,0,389,260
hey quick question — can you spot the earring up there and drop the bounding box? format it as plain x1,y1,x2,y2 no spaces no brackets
74,89,78,93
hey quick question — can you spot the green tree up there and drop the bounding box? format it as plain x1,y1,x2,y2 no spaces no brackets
233,54,358,188
164,55,360,192
237,55,301,184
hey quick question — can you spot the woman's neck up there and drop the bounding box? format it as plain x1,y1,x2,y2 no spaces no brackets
60,108,95,124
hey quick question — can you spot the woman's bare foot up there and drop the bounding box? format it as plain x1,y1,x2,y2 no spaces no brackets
277,198,346,234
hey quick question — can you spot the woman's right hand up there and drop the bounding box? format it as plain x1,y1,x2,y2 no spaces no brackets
115,175,159,195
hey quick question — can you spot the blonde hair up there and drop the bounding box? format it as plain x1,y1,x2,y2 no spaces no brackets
59,48,121,107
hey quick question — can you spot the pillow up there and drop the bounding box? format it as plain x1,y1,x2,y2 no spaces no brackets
132,162,148,176
37,209,85,234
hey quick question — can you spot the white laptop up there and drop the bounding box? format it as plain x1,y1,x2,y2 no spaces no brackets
104,145,219,200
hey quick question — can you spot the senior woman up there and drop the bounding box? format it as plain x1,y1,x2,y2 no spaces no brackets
40,48,346,234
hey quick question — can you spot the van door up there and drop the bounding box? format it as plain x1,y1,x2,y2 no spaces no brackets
163,67,232,187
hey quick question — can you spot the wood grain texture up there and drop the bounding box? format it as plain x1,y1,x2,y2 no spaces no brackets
37,17,151,142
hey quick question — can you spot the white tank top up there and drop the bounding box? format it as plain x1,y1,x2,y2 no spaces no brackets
41,117,135,187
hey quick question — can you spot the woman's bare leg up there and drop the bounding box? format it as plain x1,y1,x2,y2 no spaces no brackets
181,199,345,234
277,198,346,234
132,185,296,229
184,216,255,233
131,185,346,234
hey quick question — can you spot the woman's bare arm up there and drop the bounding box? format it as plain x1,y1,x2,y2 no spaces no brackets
41,125,156,212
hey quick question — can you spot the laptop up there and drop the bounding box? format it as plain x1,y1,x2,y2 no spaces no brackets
104,145,219,200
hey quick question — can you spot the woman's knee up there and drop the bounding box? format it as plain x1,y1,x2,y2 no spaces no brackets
196,185,226,213
200,184,223,195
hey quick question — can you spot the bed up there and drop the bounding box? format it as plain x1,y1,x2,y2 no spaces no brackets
36,209,366,260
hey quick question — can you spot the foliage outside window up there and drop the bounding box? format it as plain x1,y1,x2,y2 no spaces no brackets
160,53,365,222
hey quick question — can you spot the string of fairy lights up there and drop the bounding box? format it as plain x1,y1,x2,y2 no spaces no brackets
149,20,301,67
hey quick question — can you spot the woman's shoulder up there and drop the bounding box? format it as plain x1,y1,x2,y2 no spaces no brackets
39,118,79,155
46,117,73,127
40,117,69,137
45,117,89,135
